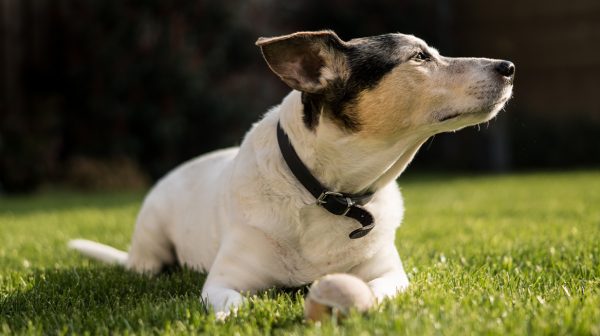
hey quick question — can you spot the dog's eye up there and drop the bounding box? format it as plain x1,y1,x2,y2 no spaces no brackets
413,51,431,62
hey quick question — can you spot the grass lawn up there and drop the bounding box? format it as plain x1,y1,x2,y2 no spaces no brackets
1,171,599,335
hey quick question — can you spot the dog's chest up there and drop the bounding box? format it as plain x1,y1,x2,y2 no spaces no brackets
274,205,381,285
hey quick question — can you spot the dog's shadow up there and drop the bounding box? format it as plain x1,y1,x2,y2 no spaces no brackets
1,265,307,334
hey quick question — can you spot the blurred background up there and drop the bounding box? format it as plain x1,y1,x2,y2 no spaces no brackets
1,0,599,194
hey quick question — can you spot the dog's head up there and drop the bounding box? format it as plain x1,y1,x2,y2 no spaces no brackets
257,30,514,140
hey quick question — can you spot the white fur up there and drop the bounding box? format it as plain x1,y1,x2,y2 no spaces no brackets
70,91,409,315
70,31,513,317
68,239,128,265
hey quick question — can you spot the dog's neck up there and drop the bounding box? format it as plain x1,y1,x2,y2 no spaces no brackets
279,91,428,195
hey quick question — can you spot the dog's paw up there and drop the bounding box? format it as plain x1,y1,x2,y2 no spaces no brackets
202,286,244,319
368,274,409,303
215,310,231,322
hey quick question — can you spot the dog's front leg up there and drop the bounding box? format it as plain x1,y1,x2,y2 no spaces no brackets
201,227,281,318
350,246,409,302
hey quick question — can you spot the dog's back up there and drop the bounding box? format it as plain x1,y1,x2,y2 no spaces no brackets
70,147,239,273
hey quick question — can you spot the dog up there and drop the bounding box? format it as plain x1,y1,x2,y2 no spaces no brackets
69,30,514,318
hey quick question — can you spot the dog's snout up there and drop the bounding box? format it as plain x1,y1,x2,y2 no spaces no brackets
494,61,515,78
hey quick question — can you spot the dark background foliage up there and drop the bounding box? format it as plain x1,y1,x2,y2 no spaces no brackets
1,0,599,193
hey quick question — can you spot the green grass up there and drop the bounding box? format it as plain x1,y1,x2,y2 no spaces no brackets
1,171,599,335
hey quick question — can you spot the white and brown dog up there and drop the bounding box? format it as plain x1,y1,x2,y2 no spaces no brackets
70,30,514,317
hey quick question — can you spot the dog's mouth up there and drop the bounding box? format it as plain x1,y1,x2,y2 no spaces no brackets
436,78,514,123
438,97,510,122
439,111,475,122
438,109,490,122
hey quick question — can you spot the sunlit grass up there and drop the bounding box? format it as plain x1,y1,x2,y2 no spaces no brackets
1,171,599,335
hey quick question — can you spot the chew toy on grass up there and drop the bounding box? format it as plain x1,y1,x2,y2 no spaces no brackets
304,273,375,322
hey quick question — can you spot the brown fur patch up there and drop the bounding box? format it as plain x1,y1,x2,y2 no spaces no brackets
354,64,427,137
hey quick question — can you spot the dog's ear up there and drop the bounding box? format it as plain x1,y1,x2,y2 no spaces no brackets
256,31,348,93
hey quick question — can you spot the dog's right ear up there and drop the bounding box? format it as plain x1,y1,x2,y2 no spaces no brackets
256,31,348,93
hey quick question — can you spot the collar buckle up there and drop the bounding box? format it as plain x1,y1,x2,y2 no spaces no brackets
317,191,356,216
316,191,343,205
277,120,375,239
341,197,355,216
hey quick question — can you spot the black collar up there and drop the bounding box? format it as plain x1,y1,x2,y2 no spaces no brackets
276,121,375,239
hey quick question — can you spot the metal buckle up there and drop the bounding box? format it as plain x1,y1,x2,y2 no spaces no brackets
316,191,343,205
316,191,355,216
341,197,355,216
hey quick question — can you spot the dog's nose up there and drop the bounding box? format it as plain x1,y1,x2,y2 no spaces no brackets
495,61,515,78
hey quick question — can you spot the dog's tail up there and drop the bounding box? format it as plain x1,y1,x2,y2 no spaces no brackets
68,239,128,266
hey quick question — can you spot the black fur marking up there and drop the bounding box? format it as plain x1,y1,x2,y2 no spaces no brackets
301,34,401,131
346,34,400,91
301,92,321,129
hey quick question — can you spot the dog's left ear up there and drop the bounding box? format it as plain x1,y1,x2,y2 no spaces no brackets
256,31,348,93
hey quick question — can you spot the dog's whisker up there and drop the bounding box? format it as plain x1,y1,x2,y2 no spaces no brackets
425,135,436,150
